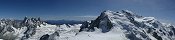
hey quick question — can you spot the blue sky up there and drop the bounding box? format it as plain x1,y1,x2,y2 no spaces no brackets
0,0,175,23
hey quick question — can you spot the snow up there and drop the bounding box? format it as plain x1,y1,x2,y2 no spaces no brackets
27,24,57,40
14,27,28,40
57,27,127,40
134,17,155,22
26,24,83,40
0,10,175,40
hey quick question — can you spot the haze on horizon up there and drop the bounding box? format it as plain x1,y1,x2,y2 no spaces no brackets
0,0,175,24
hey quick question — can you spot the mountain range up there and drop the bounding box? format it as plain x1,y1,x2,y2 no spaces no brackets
0,10,174,40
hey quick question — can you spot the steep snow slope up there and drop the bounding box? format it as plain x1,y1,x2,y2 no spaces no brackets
0,10,175,40
28,24,82,40
0,17,83,40
39,24,82,40
0,17,45,40
27,24,57,40
43,10,175,40
79,10,175,40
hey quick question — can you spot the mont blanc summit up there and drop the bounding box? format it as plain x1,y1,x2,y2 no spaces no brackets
0,10,175,40
79,10,175,40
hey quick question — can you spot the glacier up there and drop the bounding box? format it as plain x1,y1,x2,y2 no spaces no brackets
0,10,175,40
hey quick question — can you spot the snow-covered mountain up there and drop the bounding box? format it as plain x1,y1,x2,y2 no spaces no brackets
79,10,175,40
0,17,82,40
0,10,175,40
0,17,46,40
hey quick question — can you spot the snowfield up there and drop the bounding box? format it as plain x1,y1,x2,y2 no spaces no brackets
28,24,57,40
0,10,175,40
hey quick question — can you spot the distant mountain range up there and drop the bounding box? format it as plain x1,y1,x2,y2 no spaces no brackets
45,20,83,25
0,10,175,40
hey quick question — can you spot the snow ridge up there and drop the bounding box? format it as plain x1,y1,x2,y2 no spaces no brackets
0,17,45,40
79,10,175,40
0,10,175,40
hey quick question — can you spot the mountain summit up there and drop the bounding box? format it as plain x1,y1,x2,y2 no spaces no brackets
0,10,175,40
79,10,175,40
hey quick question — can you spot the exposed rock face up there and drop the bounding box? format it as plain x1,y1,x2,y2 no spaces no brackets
39,34,50,40
0,19,18,40
21,17,44,40
0,10,175,40
21,17,43,27
79,21,90,32
48,31,60,40
79,10,175,40
0,17,44,40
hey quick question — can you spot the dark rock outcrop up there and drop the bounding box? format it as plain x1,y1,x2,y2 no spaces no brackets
40,34,50,40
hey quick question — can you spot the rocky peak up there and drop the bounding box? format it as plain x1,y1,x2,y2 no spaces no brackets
89,10,138,33
79,10,175,40
21,17,43,27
